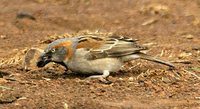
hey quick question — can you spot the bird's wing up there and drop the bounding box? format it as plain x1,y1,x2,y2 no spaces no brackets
76,35,147,60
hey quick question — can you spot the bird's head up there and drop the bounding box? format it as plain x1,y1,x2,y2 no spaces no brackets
36,38,77,68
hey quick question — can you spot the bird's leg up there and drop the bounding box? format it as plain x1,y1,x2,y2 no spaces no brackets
86,70,112,84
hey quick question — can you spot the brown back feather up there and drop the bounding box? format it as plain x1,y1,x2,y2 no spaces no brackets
76,35,147,60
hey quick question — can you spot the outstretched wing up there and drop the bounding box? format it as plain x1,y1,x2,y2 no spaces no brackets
76,35,147,60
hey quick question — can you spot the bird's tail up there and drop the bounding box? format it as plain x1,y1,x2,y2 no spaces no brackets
137,53,175,68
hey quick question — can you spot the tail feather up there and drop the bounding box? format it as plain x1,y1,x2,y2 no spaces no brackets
138,53,175,68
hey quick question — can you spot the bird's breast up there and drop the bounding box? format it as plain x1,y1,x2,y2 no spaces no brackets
67,49,123,74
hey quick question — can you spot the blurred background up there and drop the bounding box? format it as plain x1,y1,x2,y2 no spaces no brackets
0,0,200,50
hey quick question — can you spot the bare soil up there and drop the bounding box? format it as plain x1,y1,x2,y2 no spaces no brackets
0,0,200,109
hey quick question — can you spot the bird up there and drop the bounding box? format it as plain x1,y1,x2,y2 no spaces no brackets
36,35,174,83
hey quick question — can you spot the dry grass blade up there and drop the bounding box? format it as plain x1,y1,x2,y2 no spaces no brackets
0,50,24,67
0,85,13,90
171,60,192,64
142,18,158,26
183,69,200,80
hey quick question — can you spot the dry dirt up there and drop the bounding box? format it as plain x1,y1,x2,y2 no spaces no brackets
0,0,200,109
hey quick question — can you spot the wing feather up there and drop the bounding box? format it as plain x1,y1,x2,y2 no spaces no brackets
76,35,147,60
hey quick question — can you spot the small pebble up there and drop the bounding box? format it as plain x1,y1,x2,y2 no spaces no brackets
42,77,51,81
119,78,123,81
182,34,194,39
63,103,69,109
195,97,200,100
128,77,134,82
0,35,7,39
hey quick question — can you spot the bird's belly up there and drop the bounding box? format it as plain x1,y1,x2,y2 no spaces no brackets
67,58,123,74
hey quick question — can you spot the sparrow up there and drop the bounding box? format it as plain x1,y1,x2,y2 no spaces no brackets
36,35,174,83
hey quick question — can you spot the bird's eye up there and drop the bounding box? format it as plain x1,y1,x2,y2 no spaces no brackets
51,48,56,53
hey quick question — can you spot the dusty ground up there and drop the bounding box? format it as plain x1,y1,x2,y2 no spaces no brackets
0,0,200,109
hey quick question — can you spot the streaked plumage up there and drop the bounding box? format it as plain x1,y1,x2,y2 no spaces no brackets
36,35,174,83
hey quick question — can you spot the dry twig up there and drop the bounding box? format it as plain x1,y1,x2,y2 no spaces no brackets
183,69,200,80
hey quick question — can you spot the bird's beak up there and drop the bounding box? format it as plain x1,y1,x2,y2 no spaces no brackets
36,53,51,67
